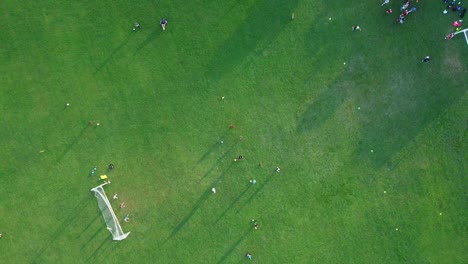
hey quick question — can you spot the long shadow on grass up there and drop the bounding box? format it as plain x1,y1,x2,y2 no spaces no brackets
165,163,234,242
86,235,112,262
86,227,106,244
215,184,251,223
198,141,221,164
206,0,298,78
80,213,101,239
133,29,161,55
94,32,133,74
32,196,91,262
197,142,237,183
55,125,89,163
164,188,212,243
217,227,251,264
235,171,275,214
197,130,230,164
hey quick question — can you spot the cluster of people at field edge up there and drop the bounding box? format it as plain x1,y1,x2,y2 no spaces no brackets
443,0,466,39
382,0,418,24
443,0,467,18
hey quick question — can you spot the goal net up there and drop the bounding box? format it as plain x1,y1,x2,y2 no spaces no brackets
453,28,468,46
90,182,130,241
464,30,468,46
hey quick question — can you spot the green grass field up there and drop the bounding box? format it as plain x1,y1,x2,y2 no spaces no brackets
1,0,466,263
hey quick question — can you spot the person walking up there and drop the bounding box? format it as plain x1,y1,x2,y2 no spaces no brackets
160,18,168,31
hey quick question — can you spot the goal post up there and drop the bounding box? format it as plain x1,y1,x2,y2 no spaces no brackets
90,182,130,241
453,28,468,46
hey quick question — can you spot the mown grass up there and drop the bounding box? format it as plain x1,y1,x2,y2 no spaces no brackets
0,0,466,263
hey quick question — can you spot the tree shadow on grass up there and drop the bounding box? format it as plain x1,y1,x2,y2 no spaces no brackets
296,83,345,132
217,227,251,264
206,0,298,79
353,76,466,168
294,65,465,169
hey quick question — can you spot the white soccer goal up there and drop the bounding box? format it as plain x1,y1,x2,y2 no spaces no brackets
454,28,468,46
90,182,130,241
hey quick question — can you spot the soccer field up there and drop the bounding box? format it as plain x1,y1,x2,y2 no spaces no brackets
0,0,466,263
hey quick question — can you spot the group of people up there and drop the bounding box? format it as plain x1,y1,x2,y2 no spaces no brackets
90,164,114,176
442,1,466,41
133,18,168,32
217,126,283,261
381,0,418,24
444,0,467,18
113,192,131,222
94,164,129,223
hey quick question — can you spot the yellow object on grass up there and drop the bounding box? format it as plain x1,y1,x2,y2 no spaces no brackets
100,175,108,180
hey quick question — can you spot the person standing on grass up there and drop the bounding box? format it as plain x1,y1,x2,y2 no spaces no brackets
160,18,168,31
381,0,390,6
133,22,141,31
422,56,430,63
460,8,467,18
254,221,259,230
401,0,410,10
